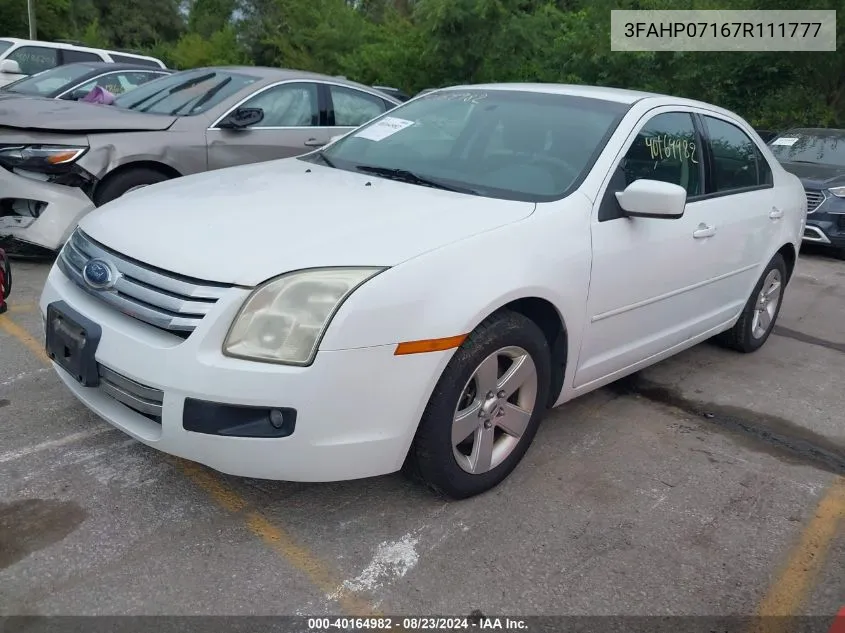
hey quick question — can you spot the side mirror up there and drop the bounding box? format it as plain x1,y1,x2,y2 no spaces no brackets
218,107,264,129
0,59,22,75
615,179,687,219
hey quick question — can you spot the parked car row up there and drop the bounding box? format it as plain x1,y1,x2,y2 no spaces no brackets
29,82,806,499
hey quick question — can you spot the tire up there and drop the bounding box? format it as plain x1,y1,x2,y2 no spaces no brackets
402,310,551,499
94,168,172,206
715,253,787,353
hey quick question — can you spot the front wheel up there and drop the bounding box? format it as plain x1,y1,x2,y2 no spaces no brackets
94,168,172,206
403,310,551,499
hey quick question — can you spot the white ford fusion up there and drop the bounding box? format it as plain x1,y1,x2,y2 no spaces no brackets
39,84,806,499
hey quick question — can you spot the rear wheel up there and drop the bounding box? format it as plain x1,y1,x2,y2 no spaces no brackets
403,310,551,499
715,253,787,353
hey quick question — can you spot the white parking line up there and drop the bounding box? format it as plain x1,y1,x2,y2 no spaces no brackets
0,427,116,464
0,367,50,387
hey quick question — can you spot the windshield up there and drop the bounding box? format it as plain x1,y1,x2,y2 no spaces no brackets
112,69,258,116
310,89,630,202
0,40,12,55
769,130,845,168
3,63,95,95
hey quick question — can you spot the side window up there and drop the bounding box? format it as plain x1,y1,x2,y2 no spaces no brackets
7,46,59,75
756,147,773,186
702,116,761,192
61,50,102,64
620,112,702,197
330,85,388,127
236,82,319,127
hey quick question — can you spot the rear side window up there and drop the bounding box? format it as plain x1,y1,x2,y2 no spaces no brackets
7,46,59,74
109,54,161,67
702,115,766,192
62,49,103,64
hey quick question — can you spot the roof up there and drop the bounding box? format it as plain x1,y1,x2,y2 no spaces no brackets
443,83,661,104
183,66,404,102
59,61,172,73
433,82,748,120
0,37,162,62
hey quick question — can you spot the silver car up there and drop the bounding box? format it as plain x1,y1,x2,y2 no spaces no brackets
0,66,402,255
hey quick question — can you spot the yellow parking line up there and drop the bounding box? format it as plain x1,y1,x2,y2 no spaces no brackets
753,477,845,628
176,459,379,616
8,302,37,314
0,313,50,365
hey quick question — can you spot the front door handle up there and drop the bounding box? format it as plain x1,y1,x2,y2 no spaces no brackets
693,223,716,239
769,207,784,219
304,138,326,147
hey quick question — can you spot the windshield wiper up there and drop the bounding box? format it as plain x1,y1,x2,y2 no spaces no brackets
126,72,217,111
354,165,473,194
170,76,231,115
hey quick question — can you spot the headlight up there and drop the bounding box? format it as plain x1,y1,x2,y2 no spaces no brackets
223,267,385,365
0,145,88,172
828,186,845,198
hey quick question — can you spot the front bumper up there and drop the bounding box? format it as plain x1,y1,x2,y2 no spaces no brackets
39,265,449,481
0,166,95,253
803,213,845,249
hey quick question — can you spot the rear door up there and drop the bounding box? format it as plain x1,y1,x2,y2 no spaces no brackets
206,81,328,170
690,112,780,321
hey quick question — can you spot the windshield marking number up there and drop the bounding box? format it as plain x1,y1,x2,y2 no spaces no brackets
353,116,416,142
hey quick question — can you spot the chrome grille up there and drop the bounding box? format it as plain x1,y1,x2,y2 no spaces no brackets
805,189,825,213
57,229,231,336
99,365,163,423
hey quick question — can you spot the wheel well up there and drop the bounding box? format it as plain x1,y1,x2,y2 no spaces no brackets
778,243,797,283
94,161,182,204
498,297,567,408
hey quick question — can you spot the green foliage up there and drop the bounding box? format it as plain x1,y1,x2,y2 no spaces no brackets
0,0,842,128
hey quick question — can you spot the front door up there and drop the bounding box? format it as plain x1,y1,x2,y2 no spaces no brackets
206,81,332,170
574,109,718,389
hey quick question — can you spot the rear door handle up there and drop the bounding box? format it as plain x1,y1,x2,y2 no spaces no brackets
693,223,716,239
769,207,784,219
304,138,326,147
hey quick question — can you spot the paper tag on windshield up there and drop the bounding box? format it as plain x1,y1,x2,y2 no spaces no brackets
771,137,798,146
354,117,415,141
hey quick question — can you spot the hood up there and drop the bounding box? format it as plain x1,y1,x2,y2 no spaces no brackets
79,158,536,287
780,161,845,188
0,96,177,132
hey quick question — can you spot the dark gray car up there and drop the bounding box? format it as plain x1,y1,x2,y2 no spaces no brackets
0,66,402,255
770,127,845,258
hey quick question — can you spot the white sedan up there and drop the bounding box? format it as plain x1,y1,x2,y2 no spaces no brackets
38,83,806,499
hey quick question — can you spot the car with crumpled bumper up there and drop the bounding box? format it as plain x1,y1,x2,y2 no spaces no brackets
0,65,401,256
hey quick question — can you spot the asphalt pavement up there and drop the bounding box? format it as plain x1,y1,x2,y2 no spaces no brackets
1,247,844,619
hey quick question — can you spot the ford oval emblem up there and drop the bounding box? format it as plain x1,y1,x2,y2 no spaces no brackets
82,259,116,290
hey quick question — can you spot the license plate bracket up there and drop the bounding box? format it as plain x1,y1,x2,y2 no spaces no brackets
45,301,102,387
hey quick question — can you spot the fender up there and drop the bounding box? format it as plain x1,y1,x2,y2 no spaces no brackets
320,194,595,404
